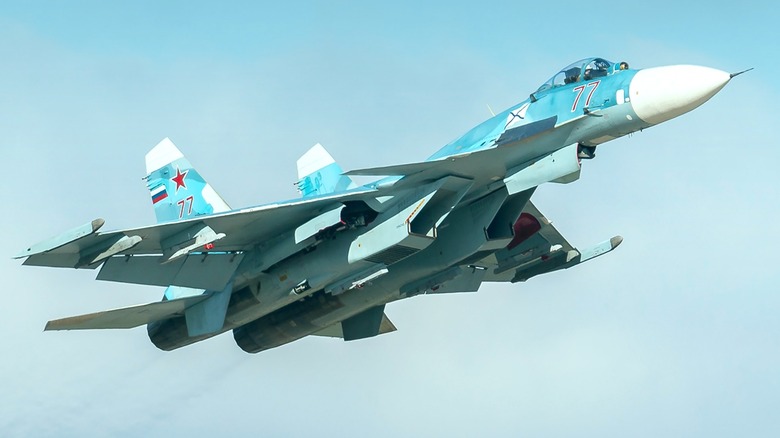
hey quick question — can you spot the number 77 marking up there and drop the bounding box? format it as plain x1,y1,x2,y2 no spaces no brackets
571,80,600,112
177,195,194,218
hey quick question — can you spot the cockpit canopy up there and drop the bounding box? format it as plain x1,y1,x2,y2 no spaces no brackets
536,58,625,93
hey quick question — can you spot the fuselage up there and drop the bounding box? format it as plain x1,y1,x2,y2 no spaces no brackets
149,58,733,352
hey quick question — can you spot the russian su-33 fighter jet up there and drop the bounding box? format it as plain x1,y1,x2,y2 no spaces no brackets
17,58,740,353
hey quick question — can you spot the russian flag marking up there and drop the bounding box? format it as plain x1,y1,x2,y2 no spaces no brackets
151,185,168,204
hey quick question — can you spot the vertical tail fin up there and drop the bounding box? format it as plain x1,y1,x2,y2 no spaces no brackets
296,143,356,197
145,138,231,223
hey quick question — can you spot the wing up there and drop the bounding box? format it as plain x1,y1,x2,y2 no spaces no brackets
14,187,386,290
16,118,585,292
44,294,207,331
15,186,378,265
344,117,573,190
17,114,578,267
479,201,623,283
364,200,622,295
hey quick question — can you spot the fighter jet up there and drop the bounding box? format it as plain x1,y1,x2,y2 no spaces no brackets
16,57,739,353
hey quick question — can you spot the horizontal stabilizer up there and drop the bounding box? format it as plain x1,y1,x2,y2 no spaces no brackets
45,295,208,331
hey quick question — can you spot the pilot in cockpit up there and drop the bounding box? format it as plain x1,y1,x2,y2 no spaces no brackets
563,67,581,84
583,58,611,80
534,58,629,97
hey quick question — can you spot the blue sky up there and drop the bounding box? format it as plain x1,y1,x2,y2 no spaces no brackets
2,2,779,436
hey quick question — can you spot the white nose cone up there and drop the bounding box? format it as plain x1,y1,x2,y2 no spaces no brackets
629,65,730,125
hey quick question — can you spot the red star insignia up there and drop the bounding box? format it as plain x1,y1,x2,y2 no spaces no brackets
171,167,188,193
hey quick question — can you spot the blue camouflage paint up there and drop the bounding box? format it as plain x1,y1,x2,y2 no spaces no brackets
428,58,641,161
146,157,218,223
298,161,354,197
